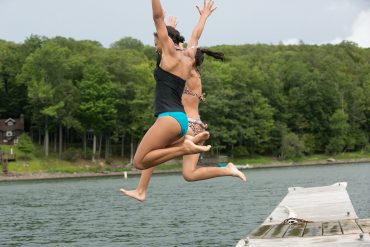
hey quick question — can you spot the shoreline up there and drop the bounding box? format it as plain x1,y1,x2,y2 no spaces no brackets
1,158,370,182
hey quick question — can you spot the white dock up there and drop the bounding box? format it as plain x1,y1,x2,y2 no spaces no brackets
236,182,370,246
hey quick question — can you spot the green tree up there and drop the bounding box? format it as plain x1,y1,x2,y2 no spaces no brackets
98,48,154,159
111,37,144,51
17,134,35,159
17,41,73,157
78,64,119,161
363,78,370,146
325,109,349,154
200,60,237,154
0,40,27,118
281,132,305,160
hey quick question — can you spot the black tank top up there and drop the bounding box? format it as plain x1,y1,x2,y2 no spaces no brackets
153,66,186,117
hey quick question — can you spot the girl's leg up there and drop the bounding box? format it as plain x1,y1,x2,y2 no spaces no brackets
120,129,210,202
181,127,246,182
182,154,247,182
134,117,210,170
120,168,154,202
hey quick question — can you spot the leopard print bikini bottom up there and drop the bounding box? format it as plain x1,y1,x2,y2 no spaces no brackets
188,118,208,135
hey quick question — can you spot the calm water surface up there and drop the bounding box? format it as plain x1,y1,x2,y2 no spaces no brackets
1,163,370,247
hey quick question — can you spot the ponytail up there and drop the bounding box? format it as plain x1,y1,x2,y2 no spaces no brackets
200,48,224,61
195,48,224,67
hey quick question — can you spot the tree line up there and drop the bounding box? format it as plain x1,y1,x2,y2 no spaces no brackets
1,35,369,161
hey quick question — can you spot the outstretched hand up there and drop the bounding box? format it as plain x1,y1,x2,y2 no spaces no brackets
167,16,178,28
196,0,216,17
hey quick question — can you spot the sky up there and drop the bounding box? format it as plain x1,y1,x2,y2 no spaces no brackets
1,0,370,48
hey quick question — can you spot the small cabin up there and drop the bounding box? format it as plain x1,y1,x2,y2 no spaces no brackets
0,117,25,145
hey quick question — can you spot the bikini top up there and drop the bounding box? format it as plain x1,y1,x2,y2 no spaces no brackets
183,86,206,102
183,69,205,102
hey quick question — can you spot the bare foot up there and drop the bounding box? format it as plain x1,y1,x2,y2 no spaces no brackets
226,162,247,181
192,131,210,144
120,188,146,202
183,139,211,154
185,132,210,144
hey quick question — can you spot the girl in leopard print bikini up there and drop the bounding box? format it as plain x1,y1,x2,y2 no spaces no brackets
183,48,215,137
180,48,246,183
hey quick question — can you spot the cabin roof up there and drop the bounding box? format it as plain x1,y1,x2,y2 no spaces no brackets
0,118,24,131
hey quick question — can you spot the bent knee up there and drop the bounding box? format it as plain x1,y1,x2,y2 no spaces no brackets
182,172,196,182
134,163,145,170
133,157,145,170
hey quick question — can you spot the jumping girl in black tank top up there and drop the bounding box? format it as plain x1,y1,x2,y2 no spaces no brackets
132,0,215,171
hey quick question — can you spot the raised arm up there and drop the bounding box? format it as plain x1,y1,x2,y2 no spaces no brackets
187,0,216,57
152,0,175,55
167,16,178,28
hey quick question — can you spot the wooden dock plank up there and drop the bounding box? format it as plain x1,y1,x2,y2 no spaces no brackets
249,225,273,239
263,224,289,239
303,222,323,237
340,219,362,235
246,234,370,246
323,221,342,236
357,219,370,233
284,223,306,238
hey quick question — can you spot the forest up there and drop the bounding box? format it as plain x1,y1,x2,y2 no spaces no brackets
1,35,369,161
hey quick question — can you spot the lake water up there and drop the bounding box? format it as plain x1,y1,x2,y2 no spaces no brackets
1,163,370,247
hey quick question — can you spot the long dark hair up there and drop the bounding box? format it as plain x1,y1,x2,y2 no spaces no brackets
153,26,185,45
195,48,224,68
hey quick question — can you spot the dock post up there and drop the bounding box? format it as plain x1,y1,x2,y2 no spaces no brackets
1,152,8,175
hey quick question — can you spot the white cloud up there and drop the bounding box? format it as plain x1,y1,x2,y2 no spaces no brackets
328,9,370,47
282,38,301,45
347,9,370,47
329,37,344,45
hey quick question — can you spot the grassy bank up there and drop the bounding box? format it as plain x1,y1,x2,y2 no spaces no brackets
1,144,132,174
2,144,370,176
6,158,133,174
231,151,370,167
